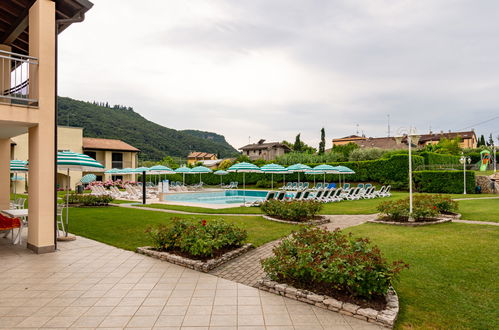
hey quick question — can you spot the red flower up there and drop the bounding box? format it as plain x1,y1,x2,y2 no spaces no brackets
201,220,207,226
433,206,437,209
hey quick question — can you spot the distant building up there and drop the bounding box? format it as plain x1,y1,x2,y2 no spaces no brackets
239,139,291,161
332,130,477,150
187,152,217,165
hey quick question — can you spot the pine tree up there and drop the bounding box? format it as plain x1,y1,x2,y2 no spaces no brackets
488,133,495,146
319,128,326,154
293,134,302,152
479,134,486,146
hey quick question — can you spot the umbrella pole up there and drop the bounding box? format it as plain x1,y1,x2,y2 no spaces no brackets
220,175,223,186
323,173,326,186
183,173,185,185
283,174,285,187
298,172,300,184
271,173,273,190
65,169,69,237
13,173,16,201
200,173,202,185
243,173,246,203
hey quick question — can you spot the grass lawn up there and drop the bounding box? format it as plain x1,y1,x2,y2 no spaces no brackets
347,222,498,329
458,198,499,222
67,206,297,251
139,192,498,215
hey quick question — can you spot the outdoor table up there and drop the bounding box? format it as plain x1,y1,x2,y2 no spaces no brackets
1,209,28,245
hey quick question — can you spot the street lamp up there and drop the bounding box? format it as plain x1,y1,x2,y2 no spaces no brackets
395,127,420,222
460,153,471,194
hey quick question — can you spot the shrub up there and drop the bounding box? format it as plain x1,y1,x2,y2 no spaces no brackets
67,193,114,206
261,227,408,300
419,152,460,165
413,170,475,194
145,218,247,258
255,179,276,188
377,194,458,221
348,148,387,161
261,200,323,221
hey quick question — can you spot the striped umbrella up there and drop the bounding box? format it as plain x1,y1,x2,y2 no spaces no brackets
10,160,28,200
10,160,28,172
334,165,355,187
260,164,288,189
57,151,104,238
175,166,192,185
313,164,339,185
80,174,97,184
305,169,325,186
149,165,175,185
227,162,261,202
214,170,229,186
190,166,213,184
286,163,311,183
132,166,151,173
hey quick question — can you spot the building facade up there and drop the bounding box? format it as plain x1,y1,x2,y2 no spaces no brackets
0,0,93,253
239,139,291,161
187,152,217,165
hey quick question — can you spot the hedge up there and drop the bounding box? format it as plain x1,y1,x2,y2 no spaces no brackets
419,152,460,165
140,154,424,189
413,170,475,194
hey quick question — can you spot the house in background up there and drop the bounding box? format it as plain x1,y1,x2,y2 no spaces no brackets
239,139,291,161
187,152,217,165
83,137,140,181
332,130,477,150
10,127,140,193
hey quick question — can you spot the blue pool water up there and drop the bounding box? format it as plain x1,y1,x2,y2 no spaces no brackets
163,190,269,205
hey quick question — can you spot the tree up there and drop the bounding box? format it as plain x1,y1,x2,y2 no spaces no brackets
319,128,326,155
160,156,179,169
479,134,486,146
487,133,494,146
435,137,462,155
293,134,302,152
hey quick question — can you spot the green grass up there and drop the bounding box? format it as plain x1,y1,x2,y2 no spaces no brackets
67,206,297,250
458,198,499,222
347,222,498,329
140,192,498,215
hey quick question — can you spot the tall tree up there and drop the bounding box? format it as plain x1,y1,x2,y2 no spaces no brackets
487,133,494,146
479,134,486,146
293,134,302,152
319,127,326,154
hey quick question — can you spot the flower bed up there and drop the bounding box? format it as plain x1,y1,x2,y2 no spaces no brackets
376,194,459,223
261,199,323,222
261,227,407,314
67,193,114,206
138,218,251,271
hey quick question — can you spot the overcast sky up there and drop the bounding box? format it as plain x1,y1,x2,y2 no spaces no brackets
58,0,499,150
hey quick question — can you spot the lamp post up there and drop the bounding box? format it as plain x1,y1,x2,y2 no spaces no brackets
395,127,420,222
460,153,471,194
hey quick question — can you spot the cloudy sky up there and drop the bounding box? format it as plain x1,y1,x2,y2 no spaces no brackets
58,0,499,149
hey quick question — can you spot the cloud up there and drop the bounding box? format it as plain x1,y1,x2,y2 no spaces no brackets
57,0,499,150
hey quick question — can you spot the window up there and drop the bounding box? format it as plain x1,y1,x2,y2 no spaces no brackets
112,152,123,169
85,151,97,160
96,175,103,182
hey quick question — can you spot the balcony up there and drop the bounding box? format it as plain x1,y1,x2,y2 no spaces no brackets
0,49,38,107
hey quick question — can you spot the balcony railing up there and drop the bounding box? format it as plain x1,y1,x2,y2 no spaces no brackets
111,161,133,169
0,50,38,106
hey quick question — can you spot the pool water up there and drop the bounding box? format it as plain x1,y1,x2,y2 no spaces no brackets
163,190,269,205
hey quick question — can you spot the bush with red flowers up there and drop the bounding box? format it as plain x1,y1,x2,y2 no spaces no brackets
261,227,408,301
146,218,247,258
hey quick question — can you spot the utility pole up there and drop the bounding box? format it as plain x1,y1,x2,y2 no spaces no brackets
387,114,391,137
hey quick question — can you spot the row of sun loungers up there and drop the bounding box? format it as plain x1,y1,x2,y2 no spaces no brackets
170,182,204,192
247,184,391,206
222,182,238,189
89,184,157,200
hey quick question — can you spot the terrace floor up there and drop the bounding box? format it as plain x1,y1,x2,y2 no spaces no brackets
0,235,381,329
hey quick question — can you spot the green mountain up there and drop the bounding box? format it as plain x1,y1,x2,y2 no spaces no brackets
57,96,239,161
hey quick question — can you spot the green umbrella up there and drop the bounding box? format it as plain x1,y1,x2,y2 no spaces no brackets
305,169,324,186
260,164,288,189
149,165,175,185
190,166,213,184
10,160,28,200
80,174,97,184
334,165,355,187
214,170,229,186
313,164,339,185
286,163,311,183
227,162,261,202
57,151,104,237
175,166,192,184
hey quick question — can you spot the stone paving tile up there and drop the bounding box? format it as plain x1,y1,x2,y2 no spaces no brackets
0,224,381,329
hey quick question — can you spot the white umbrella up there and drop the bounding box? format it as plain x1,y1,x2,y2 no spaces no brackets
174,166,192,185
260,164,288,189
214,170,229,186
286,163,311,183
190,166,213,184
313,164,339,186
10,160,28,201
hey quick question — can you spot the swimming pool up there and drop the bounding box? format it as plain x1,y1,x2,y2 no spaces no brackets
163,190,269,205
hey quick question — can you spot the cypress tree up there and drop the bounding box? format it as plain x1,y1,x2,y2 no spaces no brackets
319,128,326,154
293,134,302,152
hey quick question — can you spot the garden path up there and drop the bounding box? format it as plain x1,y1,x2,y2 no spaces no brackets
453,219,499,226
210,214,376,287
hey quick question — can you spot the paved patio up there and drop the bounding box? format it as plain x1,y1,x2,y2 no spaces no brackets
0,234,382,329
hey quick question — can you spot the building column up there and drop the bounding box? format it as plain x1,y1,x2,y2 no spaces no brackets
0,139,11,210
27,0,56,253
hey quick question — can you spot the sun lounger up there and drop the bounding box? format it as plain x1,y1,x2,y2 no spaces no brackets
244,191,277,207
326,188,343,202
312,183,323,190
275,191,287,201
343,183,350,191
280,182,293,190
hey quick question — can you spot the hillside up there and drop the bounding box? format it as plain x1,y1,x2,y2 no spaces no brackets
57,97,239,161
